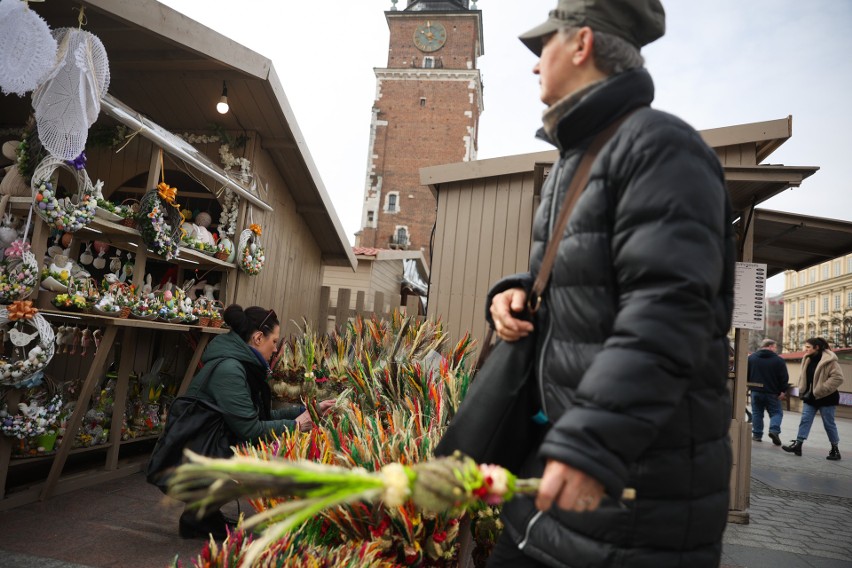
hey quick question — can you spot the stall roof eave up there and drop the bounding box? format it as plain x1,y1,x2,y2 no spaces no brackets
726,164,819,211
753,209,852,278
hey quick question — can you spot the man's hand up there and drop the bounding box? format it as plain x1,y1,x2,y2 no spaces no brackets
536,459,605,513
490,287,534,341
778,392,786,401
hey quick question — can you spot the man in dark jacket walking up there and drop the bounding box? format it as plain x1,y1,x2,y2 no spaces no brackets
748,338,789,445
486,1,735,566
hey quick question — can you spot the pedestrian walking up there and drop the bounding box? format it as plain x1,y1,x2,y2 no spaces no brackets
484,0,735,566
783,337,843,460
748,338,789,445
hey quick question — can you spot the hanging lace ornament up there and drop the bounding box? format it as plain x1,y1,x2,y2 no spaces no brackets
31,27,110,161
0,0,58,96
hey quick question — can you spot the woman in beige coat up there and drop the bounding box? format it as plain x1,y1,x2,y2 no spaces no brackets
783,337,843,460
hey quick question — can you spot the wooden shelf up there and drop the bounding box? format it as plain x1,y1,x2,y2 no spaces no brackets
11,197,235,269
38,309,229,334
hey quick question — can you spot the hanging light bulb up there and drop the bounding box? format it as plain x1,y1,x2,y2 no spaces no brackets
216,81,229,114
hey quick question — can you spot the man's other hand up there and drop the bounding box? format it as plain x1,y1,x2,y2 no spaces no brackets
490,287,534,341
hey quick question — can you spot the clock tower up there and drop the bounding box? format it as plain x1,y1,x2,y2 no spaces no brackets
356,0,484,258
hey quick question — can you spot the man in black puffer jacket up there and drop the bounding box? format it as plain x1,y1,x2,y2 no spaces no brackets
485,1,735,567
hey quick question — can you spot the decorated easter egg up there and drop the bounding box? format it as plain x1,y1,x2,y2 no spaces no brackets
195,211,212,228
93,241,110,255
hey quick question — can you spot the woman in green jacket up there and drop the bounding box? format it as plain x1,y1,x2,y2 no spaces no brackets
179,304,331,539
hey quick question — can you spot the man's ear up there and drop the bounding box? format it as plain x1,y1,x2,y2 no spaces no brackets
572,27,596,66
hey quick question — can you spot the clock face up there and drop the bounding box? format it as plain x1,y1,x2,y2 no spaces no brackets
414,21,447,52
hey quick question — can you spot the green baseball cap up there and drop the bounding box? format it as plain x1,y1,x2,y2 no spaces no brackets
519,0,666,56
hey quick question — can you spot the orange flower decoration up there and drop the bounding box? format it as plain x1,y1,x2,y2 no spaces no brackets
8,300,38,321
249,224,262,236
157,182,177,204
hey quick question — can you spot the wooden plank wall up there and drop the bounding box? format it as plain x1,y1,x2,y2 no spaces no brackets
231,140,323,336
428,171,536,346
370,259,404,302
86,135,154,196
322,263,374,310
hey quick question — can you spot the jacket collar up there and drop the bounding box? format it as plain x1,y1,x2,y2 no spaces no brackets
537,68,656,152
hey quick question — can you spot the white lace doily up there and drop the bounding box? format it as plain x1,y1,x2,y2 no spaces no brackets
0,0,58,96
31,27,110,161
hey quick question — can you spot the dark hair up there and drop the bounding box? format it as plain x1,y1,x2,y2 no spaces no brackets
223,304,279,341
804,337,830,352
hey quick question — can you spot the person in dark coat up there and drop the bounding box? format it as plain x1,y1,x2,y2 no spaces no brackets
748,338,790,445
486,1,735,566
178,304,332,539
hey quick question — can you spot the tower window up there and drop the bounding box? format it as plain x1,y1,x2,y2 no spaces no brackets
392,226,409,248
385,192,399,213
367,211,374,223
420,97,427,108
423,56,435,68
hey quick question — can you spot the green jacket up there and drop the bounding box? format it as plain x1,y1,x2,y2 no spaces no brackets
184,331,302,442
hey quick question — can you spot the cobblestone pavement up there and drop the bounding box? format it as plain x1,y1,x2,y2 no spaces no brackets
722,412,852,567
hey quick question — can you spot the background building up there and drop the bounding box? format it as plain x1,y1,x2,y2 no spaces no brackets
783,255,852,351
356,0,483,257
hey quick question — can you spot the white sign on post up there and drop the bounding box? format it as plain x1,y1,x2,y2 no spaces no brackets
733,262,767,330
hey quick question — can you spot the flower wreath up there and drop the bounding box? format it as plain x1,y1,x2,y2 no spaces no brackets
0,251,39,304
237,225,264,276
30,156,98,232
137,183,183,260
0,300,56,388
0,392,63,439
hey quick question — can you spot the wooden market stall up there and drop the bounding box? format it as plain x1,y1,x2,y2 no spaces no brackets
421,116,836,523
0,0,355,509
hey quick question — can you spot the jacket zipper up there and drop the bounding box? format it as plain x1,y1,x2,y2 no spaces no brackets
536,156,569,418
518,510,544,551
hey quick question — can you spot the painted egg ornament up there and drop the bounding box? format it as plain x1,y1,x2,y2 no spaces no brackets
195,211,212,228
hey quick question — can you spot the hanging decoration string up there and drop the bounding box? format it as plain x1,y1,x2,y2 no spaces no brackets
113,127,143,154
73,6,86,28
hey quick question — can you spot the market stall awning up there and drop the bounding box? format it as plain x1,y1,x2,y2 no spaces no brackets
752,209,852,277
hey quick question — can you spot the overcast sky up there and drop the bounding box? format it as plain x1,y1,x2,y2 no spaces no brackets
158,0,852,294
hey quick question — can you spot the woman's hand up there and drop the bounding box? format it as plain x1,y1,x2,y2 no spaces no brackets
294,410,313,432
490,287,534,341
319,399,336,415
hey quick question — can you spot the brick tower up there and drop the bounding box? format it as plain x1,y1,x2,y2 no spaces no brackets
355,0,484,258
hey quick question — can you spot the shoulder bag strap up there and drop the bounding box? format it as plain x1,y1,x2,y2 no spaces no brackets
527,109,640,312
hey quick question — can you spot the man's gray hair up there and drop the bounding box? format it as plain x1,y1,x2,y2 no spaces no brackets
559,26,645,75
760,338,777,348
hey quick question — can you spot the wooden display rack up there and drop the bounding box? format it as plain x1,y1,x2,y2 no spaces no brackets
0,163,236,509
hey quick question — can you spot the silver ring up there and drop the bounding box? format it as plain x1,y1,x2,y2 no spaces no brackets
579,496,593,507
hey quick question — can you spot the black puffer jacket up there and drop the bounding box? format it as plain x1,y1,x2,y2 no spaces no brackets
488,69,735,567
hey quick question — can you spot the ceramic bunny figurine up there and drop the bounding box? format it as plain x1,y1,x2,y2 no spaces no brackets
80,328,92,357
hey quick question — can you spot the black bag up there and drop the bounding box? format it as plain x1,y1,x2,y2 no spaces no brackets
145,358,236,493
434,332,545,473
434,113,635,473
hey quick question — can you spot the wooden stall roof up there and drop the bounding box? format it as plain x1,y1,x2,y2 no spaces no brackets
752,209,852,278
0,0,355,269
421,117,819,212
